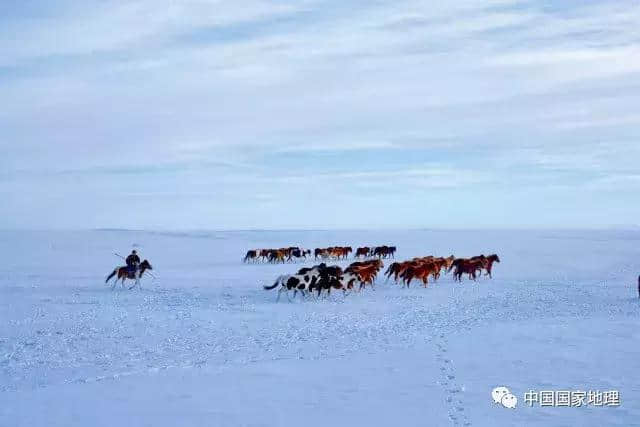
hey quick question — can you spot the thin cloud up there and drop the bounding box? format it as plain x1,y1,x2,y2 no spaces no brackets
1,0,639,228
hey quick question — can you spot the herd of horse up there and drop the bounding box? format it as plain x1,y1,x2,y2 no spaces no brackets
263,253,500,301
101,248,499,296
243,245,396,263
385,254,500,287
354,245,396,259
244,247,312,263
263,258,385,301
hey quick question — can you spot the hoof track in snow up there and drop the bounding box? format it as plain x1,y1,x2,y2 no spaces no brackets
436,333,470,427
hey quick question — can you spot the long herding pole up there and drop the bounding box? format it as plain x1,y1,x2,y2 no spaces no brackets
114,252,156,279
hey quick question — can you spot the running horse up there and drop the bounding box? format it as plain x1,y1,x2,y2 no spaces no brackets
105,259,153,290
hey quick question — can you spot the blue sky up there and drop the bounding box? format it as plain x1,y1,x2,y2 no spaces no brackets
1,0,639,229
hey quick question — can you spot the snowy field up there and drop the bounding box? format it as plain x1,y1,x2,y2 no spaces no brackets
1,229,639,427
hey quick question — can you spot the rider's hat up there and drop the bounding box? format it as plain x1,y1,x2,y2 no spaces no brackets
132,250,137,254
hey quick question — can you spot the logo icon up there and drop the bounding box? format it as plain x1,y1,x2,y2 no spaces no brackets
492,386,518,409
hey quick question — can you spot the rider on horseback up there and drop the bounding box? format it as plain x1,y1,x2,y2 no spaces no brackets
125,250,140,274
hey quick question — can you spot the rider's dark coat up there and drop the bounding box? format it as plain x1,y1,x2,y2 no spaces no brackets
126,253,140,271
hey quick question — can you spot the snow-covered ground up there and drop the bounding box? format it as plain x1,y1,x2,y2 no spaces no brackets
1,229,639,427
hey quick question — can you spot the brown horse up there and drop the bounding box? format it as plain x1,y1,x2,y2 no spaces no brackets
355,247,370,259
442,255,456,271
105,260,153,289
384,262,403,282
483,254,500,278
401,262,439,288
453,259,483,282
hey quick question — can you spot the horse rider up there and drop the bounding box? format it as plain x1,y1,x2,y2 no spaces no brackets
125,250,141,274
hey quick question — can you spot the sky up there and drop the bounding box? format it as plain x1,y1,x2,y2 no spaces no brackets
1,0,639,230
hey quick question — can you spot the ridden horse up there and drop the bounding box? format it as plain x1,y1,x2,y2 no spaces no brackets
105,260,153,290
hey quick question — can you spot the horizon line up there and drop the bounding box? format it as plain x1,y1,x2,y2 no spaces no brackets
0,226,639,233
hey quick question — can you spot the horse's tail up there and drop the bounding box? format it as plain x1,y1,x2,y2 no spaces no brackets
105,268,118,283
264,276,282,290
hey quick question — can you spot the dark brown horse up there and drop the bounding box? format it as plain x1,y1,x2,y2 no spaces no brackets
355,247,370,259
453,259,483,282
483,254,500,278
105,259,153,289
385,261,411,283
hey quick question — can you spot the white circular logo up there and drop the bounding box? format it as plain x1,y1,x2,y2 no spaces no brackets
492,386,517,409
